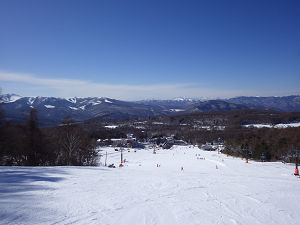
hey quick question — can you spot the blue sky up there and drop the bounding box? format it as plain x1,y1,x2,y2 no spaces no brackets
0,0,299,100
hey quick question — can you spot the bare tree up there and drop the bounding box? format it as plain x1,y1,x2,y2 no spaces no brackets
56,117,97,166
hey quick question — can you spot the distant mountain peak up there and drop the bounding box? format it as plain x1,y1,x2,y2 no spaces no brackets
173,97,193,101
0,93,23,103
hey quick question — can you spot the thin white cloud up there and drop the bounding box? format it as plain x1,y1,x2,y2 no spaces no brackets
0,71,87,86
0,71,298,100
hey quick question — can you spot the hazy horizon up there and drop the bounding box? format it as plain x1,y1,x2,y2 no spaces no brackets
2,90,299,102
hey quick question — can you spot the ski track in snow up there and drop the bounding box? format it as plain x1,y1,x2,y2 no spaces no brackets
0,146,299,225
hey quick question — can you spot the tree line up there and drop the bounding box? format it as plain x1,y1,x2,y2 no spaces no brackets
0,109,98,166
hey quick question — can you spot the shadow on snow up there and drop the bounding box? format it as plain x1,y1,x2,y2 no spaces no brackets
0,167,67,196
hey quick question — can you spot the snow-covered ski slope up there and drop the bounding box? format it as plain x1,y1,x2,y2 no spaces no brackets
1,145,299,225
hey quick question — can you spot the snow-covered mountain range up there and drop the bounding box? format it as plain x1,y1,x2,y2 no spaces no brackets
0,94,168,125
1,94,300,126
226,95,300,112
136,98,201,109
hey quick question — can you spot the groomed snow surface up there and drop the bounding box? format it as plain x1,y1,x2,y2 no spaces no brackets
1,146,299,225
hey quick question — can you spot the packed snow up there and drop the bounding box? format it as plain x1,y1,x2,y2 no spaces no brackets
1,145,299,225
243,122,300,129
274,122,300,128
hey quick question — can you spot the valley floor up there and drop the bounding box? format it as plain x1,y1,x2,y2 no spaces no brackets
0,146,299,225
